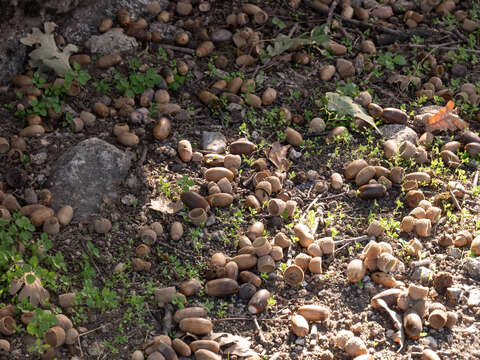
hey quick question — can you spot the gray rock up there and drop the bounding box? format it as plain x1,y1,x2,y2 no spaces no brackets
451,64,467,78
380,124,418,144
202,131,226,153
411,266,433,285
149,22,179,42
49,137,131,221
446,287,462,306
85,28,138,54
465,257,480,280
62,0,156,45
467,288,480,306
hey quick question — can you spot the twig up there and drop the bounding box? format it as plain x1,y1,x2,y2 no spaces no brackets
299,193,323,222
158,44,195,54
449,190,463,212
157,240,191,257
326,0,339,33
334,235,370,246
79,325,105,337
407,43,480,54
212,317,289,322
77,336,84,358
253,316,267,344
335,235,371,253
473,170,479,189
304,0,431,38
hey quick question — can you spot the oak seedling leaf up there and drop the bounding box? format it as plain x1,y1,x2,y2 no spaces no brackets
325,92,381,134
20,22,78,77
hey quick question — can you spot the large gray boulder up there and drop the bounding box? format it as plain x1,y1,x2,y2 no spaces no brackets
49,137,131,221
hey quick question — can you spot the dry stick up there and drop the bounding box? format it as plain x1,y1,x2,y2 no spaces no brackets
473,170,479,189
159,44,195,54
407,43,480,54
304,0,422,37
326,0,339,32
212,317,289,322
253,316,267,344
449,190,463,212
335,235,371,253
79,324,106,337
77,337,84,359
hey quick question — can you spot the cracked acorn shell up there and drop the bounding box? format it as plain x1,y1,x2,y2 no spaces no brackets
293,224,314,247
284,264,304,286
0,316,15,335
44,326,65,347
268,198,286,216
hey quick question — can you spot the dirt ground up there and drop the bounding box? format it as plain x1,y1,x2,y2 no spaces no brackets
1,1,480,359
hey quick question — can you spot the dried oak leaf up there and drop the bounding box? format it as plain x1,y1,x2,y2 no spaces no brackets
325,92,381,134
211,332,259,357
375,298,405,352
20,22,78,77
9,273,49,307
266,141,290,171
425,100,468,133
149,197,183,214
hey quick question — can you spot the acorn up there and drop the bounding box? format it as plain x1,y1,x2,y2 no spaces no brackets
404,310,422,339
346,259,366,282
179,318,213,335
205,278,238,297
290,314,309,337
248,289,270,314
297,305,330,321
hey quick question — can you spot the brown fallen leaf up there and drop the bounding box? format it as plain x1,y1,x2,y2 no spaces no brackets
149,197,183,214
266,141,290,171
375,298,405,352
211,332,259,358
425,100,468,133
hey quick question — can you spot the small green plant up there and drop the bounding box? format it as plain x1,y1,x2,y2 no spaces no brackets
377,51,407,70
113,68,164,97
65,62,91,87
172,295,185,309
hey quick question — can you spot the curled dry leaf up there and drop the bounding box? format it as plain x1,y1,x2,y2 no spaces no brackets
210,332,259,358
425,100,468,133
149,196,183,214
325,92,381,134
266,141,290,171
373,297,405,352
20,22,78,76
9,273,49,307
